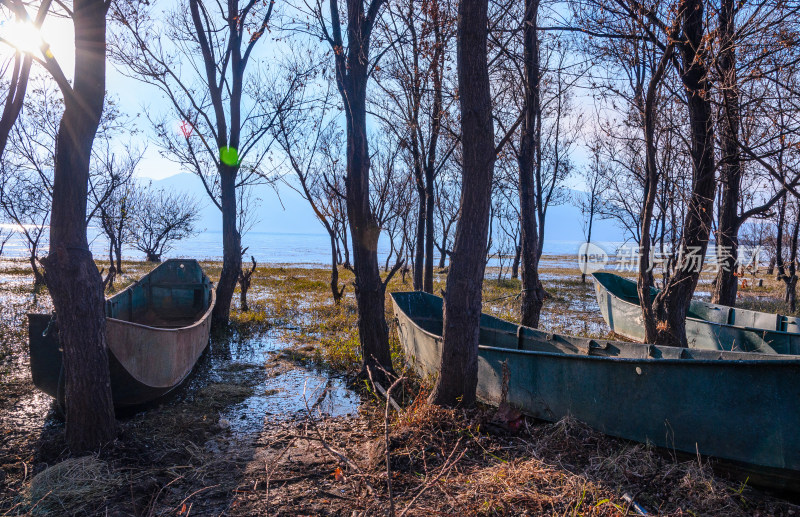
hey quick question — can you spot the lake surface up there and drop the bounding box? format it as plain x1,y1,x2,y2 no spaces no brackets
2,228,617,266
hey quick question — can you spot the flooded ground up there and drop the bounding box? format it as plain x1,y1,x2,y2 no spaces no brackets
1,258,798,515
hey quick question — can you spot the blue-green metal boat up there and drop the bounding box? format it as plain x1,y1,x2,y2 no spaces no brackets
592,271,800,354
391,290,800,492
29,259,215,408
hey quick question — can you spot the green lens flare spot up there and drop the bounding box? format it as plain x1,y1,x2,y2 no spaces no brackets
219,146,239,166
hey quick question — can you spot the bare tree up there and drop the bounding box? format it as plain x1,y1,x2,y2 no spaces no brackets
0,0,52,156
373,0,455,292
309,0,396,381
112,0,296,325
130,184,200,263
576,137,607,283
90,145,141,290
32,0,116,451
272,79,349,304
429,0,494,407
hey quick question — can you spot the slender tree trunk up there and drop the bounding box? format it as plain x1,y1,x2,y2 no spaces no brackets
40,0,115,452
511,244,521,279
651,0,716,347
711,0,741,307
518,0,546,328
329,229,344,303
438,231,449,268
413,183,425,290
424,171,435,292
429,0,494,407
333,0,395,382
213,164,242,326
581,220,593,284
114,238,123,274
30,247,45,287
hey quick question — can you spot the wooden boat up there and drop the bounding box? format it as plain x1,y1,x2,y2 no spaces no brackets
391,291,800,491
29,259,215,408
592,271,800,355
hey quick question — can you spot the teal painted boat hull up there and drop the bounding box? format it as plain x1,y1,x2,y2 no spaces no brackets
29,259,216,408
592,272,800,354
391,291,800,492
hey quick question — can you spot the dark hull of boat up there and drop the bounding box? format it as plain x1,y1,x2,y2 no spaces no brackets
391,291,800,492
28,259,215,408
592,272,800,354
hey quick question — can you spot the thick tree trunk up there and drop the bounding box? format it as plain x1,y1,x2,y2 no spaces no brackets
429,0,494,407
651,0,716,348
517,0,546,328
40,0,115,452
711,0,742,307
213,164,242,326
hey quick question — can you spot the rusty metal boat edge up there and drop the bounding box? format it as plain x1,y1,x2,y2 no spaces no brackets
592,271,800,355
391,290,800,493
28,259,216,408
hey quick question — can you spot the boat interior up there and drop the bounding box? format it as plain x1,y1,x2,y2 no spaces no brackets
106,260,213,328
392,291,797,362
592,272,800,334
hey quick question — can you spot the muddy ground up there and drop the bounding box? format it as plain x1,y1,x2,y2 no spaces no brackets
0,257,798,516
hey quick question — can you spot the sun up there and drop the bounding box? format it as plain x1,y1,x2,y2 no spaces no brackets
0,18,46,55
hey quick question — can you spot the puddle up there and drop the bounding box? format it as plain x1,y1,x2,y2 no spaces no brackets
171,330,361,436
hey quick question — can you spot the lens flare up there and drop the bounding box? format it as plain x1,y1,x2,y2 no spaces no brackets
0,19,45,55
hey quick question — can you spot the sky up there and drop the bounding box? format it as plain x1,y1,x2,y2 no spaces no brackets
0,2,609,241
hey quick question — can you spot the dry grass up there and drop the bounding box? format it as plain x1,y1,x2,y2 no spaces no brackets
23,456,122,516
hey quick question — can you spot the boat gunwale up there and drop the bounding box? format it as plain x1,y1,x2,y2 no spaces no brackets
591,272,800,338
390,291,800,367
105,258,216,333
107,287,216,334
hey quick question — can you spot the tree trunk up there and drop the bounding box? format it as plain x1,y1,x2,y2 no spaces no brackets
146,252,161,262
213,164,242,326
40,0,115,452
30,250,45,287
333,0,395,383
414,183,425,290
711,0,741,307
438,233,449,268
651,0,716,348
429,0,494,407
511,244,521,279
329,229,344,303
517,0,546,328
424,170,435,293
581,220,593,284
114,240,123,274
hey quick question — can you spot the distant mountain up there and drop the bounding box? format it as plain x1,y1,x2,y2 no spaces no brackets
150,173,622,242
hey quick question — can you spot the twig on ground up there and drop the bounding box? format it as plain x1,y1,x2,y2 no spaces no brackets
398,437,466,517
383,375,405,517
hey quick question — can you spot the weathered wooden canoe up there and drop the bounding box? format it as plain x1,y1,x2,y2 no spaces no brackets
29,259,215,408
592,271,800,355
391,291,800,491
